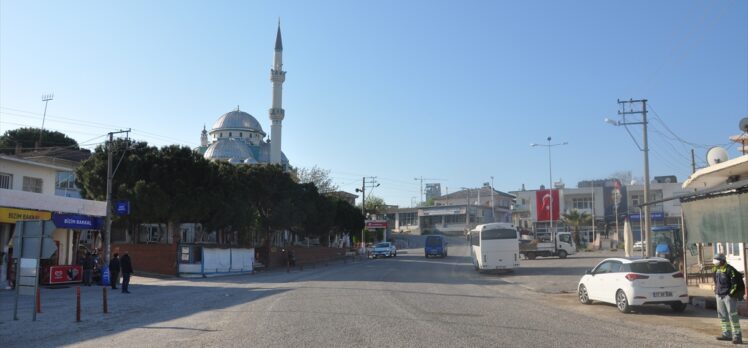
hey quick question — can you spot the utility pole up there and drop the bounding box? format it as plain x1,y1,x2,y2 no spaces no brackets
104,129,131,265
616,99,652,257
38,93,54,149
691,149,696,174
414,176,441,206
490,176,495,222
355,176,379,252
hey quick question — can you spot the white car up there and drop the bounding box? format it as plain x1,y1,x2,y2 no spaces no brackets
633,241,643,251
370,242,397,258
577,257,688,313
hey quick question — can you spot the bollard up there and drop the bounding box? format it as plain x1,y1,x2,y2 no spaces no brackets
103,287,108,314
36,287,41,313
76,287,81,322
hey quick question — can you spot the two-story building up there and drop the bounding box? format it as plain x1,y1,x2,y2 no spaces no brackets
1,153,106,288
382,185,514,235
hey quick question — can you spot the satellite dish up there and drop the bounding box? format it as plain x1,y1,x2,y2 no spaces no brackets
740,118,748,133
706,146,729,166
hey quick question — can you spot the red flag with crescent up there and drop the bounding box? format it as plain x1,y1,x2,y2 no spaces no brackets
536,189,560,222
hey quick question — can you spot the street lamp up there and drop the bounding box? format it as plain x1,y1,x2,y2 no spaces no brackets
605,99,652,257
531,137,568,240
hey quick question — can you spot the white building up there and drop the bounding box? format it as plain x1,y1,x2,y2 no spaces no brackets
1,154,106,287
194,25,290,168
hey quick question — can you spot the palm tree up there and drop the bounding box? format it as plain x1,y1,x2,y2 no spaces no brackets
562,209,592,248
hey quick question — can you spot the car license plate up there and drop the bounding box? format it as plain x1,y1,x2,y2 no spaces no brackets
653,291,672,297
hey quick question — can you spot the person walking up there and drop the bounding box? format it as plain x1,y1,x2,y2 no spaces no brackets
109,253,121,290
120,251,133,294
713,253,744,344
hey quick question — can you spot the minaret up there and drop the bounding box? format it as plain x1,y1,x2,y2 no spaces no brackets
200,125,208,147
269,23,286,165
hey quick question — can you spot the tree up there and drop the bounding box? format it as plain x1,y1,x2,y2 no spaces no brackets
0,127,79,154
610,171,632,185
295,166,338,193
562,209,591,247
362,195,386,216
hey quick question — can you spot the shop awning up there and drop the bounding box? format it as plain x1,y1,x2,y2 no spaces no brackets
680,182,748,243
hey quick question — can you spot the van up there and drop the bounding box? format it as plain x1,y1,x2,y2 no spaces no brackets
425,235,448,258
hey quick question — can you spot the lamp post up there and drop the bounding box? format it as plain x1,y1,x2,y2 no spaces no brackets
490,176,495,222
606,99,652,257
531,137,568,241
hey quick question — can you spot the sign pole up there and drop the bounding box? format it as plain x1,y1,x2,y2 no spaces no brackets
12,225,23,321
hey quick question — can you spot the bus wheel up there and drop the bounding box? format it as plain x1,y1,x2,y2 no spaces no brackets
527,252,536,260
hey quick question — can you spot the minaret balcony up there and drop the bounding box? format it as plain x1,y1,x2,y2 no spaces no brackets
269,108,285,120
270,69,286,82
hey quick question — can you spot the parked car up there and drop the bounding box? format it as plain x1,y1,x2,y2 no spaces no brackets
633,241,643,251
425,235,448,258
577,257,688,313
370,242,397,258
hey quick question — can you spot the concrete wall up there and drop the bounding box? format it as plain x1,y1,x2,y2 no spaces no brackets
0,157,59,194
267,246,347,269
112,243,178,276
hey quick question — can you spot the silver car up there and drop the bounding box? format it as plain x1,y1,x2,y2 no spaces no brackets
370,242,397,258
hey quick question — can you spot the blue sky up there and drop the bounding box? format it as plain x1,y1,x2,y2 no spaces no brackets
1,0,746,207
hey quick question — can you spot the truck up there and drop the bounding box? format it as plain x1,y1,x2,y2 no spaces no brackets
519,231,576,260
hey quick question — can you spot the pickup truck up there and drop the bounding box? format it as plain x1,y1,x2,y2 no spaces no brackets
519,231,576,260
370,242,397,258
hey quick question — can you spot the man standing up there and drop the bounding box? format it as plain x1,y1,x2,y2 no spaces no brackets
713,253,744,344
109,253,121,290
120,251,133,294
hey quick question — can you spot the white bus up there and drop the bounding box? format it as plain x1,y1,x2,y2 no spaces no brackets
470,222,520,272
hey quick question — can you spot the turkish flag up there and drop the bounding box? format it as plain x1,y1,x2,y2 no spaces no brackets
536,189,560,222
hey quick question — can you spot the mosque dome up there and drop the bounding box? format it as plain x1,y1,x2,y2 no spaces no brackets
203,138,257,162
211,109,265,135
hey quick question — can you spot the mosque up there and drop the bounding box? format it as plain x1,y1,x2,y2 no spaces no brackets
194,25,289,168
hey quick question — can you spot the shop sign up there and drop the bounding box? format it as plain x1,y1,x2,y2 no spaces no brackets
51,212,103,229
0,207,51,224
365,220,388,229
49,265,83,284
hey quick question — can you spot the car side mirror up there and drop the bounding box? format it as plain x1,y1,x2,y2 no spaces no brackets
585,269,592,275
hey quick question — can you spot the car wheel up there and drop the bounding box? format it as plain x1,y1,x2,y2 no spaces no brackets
558,250,568,259
393,252,397,257
578,284,592,305
671,302,687,313
526,252,536,260
616,290,631,313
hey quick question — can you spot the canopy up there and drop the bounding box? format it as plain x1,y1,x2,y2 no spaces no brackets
681,187,748,243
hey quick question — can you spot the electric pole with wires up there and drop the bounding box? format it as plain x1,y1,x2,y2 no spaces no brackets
355,176,379,252
104,129,131,265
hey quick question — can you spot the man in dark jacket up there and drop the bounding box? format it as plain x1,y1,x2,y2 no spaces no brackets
713,253,743,344
109,253,121,290
120,251,133,294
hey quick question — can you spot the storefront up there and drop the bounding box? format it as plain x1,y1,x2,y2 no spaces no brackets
1,207,52,289
41,213,104,284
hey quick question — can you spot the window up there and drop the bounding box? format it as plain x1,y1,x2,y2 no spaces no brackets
572,197,592,210
399,212,417,226
229,132,232,137
470,232,480,246
0,173,11,189
559,234,571,244
631,194,643,207
626,261,676,274
593,261,613,274
444,214,464,224
239,132,243,137
22,176,43,193
481,228,517,240
56,171,76,190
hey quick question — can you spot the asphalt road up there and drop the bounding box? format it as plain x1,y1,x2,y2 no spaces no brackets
0,237,725,347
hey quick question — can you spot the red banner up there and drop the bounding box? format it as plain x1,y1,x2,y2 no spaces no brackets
536,189,560,222
365,220,388,229
49,265,83,284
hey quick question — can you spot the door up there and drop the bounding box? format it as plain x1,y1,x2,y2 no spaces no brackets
587,261,613,301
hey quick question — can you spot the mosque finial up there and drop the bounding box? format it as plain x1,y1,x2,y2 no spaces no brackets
236,105,240,111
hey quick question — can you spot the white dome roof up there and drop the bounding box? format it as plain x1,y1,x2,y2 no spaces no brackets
211,110,265,135
203,138,257,162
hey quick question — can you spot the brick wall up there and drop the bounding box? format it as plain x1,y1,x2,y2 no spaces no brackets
268,246,348,269
112,243,177,276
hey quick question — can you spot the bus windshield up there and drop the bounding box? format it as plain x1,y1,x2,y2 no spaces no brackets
481,228,517,240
